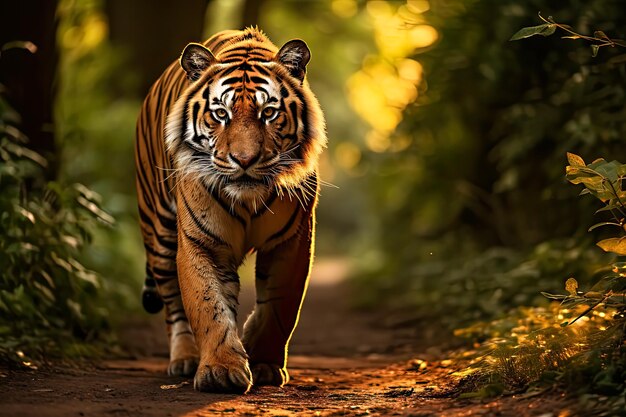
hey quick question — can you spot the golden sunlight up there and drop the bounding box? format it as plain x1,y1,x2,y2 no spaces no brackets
346,1,436,154
331,0,358,18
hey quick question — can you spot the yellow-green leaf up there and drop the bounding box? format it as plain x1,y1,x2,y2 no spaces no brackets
565,277,578,296
566,152,585,167
17,206,35,224
597,237,626,256
584,291,604,299
510,24,556,41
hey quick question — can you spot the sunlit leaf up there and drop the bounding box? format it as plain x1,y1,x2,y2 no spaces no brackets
584,291,604,299
597,237,626,256
567,152,585,167
61,235,79,249
74,183,102,203
541,292,567,300
565,169,604,190
611,263,626,277
50,252,73,272
0,41,37,54
588,159,621,182
588,222,622,232
510,24,556,41
565,278,578,296
77,196,115,225
17,206,35,224
66,299,83,320
33,281,55,302
594,31,610,41
591,45,600,57
595,205,619,214
4,141,48,167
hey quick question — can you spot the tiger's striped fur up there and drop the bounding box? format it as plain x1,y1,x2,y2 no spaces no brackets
135,28,326,393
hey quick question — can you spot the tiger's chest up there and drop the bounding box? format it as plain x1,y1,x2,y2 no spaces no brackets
176,179,305,264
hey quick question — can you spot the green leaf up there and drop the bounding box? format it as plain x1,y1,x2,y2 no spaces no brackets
589,159,622,182
565,167,605,192
510,24,556,41
588,222,622,232
541,292,567,300
16,206,35,224
591,44,600,57
76,196,115,225
594,31,610,41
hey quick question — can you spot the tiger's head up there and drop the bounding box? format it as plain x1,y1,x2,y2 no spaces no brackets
165,29,326,204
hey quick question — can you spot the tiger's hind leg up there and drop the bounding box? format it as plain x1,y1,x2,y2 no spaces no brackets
242,212,315,386
138,198,199,377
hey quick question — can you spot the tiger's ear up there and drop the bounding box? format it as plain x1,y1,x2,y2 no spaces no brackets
275,39,310,82
180,43,216,81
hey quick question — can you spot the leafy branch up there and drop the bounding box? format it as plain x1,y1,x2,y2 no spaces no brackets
565,152,626,255
510,13,626,57
541,153,626,326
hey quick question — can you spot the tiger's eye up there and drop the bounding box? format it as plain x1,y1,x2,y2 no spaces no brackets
215,108,228,119
262,107,277,119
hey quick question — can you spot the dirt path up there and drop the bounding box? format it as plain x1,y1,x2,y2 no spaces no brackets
1,258,579,416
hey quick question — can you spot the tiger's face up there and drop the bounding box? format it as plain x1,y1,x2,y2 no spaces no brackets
166,37,326,204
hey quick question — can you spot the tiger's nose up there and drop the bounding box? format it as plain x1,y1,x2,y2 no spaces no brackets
229,152,260,169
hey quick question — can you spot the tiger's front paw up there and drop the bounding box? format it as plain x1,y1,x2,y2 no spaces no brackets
194,359,252,393
251,363,289,386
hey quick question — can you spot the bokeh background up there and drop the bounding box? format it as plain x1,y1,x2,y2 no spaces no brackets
2,0,626,375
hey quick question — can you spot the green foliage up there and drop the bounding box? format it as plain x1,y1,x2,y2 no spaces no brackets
511,13,626,57
0,94,112,365
355,236,611,326
509,22,556,41
56,0,144,310
454,155,626,412
356,0,626,325
565,153,626,256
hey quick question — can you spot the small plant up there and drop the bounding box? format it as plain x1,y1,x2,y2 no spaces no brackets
544,153,626,347
455,154,626,411
510,13,626,57
0,87,113,366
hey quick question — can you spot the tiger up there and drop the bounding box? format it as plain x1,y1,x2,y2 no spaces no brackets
134,27,326,393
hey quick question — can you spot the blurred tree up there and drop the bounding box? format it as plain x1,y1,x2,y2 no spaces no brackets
365,0,626,253
104,0,211,97
0,0,58,180
241,0,266,28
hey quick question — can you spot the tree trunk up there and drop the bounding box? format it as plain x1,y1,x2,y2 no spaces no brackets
0,0,59,180
241,0,266,28
105,0,211,98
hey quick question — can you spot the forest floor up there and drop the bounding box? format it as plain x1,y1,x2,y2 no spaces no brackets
1,258,583,416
